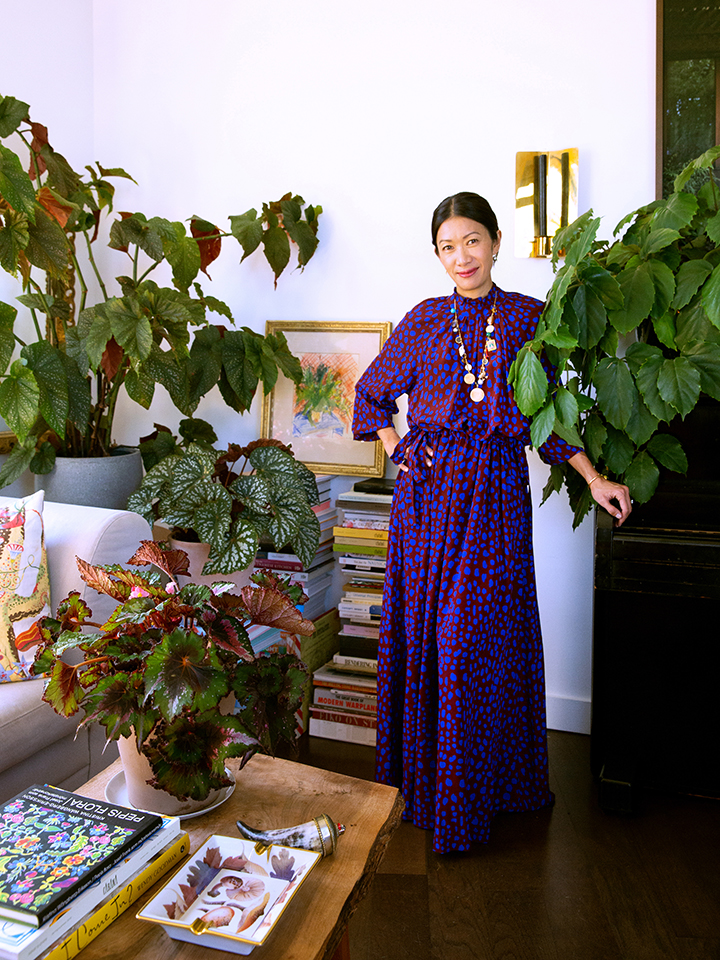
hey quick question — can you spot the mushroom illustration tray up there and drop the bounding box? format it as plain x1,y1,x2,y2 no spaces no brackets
136,834,321,954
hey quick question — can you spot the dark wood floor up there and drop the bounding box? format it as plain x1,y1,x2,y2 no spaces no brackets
296,731,720,960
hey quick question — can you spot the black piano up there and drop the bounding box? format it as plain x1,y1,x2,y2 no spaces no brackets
591,397,720,812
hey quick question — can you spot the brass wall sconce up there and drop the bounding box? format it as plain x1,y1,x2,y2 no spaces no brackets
515,149,578,258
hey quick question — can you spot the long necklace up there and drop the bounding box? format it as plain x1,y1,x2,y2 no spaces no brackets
450,289,498,402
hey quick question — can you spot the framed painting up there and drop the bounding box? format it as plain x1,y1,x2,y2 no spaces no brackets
261,320,392,476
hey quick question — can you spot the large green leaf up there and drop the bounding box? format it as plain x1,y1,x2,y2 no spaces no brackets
143,344,194,415
651,311,676,349
0,96,29,137
675,300,720,350
80,303,113,370
164,223,202,291
57,353,90,433
290,507,321,567
262,225,291,281
705,210,720,244
593,357,637,430
190,485,235,545
555,385,579,429
672,260,713,310
640,228,680,258
530,402,555,452
625,391,659,447
648,259,675,319
124,365,156,408
264,330,303,384
106,296,153,362
656,356,701,417
701,261,720,329
294,460,320,506
646,433,688,473
21,340,68,437
187,324,224,402
579,260,624,310
249,444,297,480
634,354,675,421
511,345,549,417
572,283,607,348
0,359,39,440
0,207,30,273
623,450,660,503
0,144,36,219
206,516,260,575
220,330,257,412
682,340,720,401
230,474,272,513
0,434,36,488
145,630,227,722
24,208,69,277
542,263,577,332
608,261,655,333
109,213,164,261
550,416,584,449
674,145,720,190
583,413,607,463
651,191,698,231
0,300,17,373
602,424,636,475
229,210,263,260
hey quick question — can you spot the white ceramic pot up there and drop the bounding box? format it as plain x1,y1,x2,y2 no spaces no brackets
169,538,254,590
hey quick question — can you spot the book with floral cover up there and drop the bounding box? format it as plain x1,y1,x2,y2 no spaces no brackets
0,785,162,927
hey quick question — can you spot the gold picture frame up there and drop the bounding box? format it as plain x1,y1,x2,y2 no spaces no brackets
261,320,392,476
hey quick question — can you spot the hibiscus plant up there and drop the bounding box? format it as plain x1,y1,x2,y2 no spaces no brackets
32,540,312,802
510,146,720,527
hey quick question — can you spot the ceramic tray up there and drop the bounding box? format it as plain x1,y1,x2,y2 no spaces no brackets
136,833,320,954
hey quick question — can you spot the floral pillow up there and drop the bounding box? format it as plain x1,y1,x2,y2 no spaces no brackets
0,490,51,682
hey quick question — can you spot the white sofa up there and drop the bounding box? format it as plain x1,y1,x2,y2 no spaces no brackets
0,497,152,803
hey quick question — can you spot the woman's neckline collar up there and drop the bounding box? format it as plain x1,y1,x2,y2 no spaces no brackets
452,283,497,304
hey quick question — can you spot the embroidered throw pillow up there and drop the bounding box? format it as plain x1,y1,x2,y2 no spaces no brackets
0,490,51,682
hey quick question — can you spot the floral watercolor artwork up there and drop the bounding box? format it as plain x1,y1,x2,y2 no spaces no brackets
292,352,359,440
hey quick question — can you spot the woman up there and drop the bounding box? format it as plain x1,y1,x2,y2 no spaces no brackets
352,192,631,855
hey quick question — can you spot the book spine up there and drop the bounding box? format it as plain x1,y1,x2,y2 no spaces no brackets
254,557,304,571
333,542,388,556
313,677,377,695
332,653,378,673
339,623,380,638
310,706,377,728
42,833,190,960
309,717,377,746
313,690,377,713
332,526,389,541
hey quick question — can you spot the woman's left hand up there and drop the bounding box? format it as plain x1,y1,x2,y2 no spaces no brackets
589,476,632,526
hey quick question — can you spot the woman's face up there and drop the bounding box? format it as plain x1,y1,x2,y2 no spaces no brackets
435,216,501,299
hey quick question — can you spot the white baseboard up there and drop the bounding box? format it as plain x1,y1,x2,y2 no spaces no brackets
546,694,591,735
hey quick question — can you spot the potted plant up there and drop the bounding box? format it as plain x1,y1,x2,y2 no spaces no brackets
508,146,720,527
0,93,321,498
128,419,321,577
32,540,313,814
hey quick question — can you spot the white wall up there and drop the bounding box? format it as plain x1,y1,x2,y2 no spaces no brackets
0,0,657,731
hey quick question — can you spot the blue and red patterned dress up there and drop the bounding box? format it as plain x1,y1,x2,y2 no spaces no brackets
352,285,582,854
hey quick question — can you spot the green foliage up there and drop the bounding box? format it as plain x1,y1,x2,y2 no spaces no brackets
32,540,312,802
128,424,320,575
0,95,321,487
509,147,720,527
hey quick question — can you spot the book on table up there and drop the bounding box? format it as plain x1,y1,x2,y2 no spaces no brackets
313,660,378,694
0,814,182,960
0,784,163,928
41,831,190,960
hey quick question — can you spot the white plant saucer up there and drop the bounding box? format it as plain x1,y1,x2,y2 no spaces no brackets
105,770,235,820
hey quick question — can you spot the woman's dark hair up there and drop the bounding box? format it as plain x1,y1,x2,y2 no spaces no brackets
431,192,499,248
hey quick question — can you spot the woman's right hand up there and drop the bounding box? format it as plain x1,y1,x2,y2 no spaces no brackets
377,427,409,472
376,428,433,472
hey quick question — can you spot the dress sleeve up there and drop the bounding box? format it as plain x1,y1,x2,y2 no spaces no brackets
352,313,418,442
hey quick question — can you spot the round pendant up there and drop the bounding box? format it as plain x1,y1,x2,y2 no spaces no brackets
470,387,484,402
464,372,475,385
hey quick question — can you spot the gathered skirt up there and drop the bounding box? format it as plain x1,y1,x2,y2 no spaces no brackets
375,428,553,853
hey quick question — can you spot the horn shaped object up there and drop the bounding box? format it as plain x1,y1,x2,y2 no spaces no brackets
236,813,345,858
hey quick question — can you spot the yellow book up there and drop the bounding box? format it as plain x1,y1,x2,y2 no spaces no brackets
43,832,191,960
333,526,389,541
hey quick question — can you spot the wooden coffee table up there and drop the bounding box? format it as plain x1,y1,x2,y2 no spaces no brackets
74,753,403,960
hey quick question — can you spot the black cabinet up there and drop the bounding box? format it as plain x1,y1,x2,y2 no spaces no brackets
591,398,720,812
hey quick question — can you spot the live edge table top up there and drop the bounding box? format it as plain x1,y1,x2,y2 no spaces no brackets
73,754,403,960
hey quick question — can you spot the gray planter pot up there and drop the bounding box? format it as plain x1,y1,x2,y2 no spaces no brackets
35,446,144,510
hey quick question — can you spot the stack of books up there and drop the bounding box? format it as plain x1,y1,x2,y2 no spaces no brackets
333,478,392,666
0,784,189,960
309,656,378,746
